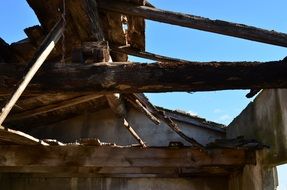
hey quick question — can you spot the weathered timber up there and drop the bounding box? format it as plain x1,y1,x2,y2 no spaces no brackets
128,94,205,149
1,60,287,94
0,145,254,169
123,118,147,147
98,0,287,48
125,95,160,125
24,25,45,47
106,94,147,147
110,44,190,62
6,96,109,129
6,94,102,122
0,167,232,177
0,18,64,125
0,126,48,145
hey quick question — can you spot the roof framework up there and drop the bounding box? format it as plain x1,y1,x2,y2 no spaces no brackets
0,0,284,176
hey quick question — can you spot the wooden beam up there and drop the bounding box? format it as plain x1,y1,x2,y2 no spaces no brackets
110,45,190,63
6,94,102,122
125,95,160,125
1,59,287,94
0,18,64,126
98,0,287,48
0,126,48,145
0,145,255,171
127,94,205,149
106,94,147,147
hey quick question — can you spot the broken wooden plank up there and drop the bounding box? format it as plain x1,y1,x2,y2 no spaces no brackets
125,95,160,125
106,94,147,147
98,0,287,48
1,59,287,94
0,126,48,145
128,94,205,148
123,118,147,147
0,145,255,169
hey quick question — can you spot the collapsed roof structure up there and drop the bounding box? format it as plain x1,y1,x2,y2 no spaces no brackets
0,1,287,190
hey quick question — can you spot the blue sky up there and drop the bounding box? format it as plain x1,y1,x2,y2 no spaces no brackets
0,0,286,189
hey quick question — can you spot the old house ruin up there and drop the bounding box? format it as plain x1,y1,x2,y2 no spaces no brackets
0,0,287,189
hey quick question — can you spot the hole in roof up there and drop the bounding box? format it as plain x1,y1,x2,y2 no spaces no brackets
131,1,287,126
0,1,40,44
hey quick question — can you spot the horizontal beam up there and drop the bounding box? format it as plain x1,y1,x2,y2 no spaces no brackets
1,60,287,94
98,0,287,48
0,145,254,175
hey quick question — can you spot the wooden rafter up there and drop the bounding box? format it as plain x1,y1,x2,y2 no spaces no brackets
106,94,147,147
6,94,102,122
98,0,287,48
110,44,191,63
128,94,205,149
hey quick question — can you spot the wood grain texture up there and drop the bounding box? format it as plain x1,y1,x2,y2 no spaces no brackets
1,60,287,94
98,0,287,47
0,145,255,173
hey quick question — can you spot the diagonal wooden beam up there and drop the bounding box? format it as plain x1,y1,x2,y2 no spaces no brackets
128,94,205,149
106,94,147,147
0,18,64,126
110,45,190,63
98,0,287,48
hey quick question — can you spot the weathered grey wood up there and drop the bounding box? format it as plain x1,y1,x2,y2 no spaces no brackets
98,0,287,48
127,94,205,149
125,95,160,125
0,145,254,169
106,94,147,147
1,59,287,94
0,18,64,126
123,118,147,147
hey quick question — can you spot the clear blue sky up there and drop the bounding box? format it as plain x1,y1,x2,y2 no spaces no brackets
0,0,286,189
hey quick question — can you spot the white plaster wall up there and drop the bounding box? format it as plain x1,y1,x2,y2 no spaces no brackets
30,107,224,146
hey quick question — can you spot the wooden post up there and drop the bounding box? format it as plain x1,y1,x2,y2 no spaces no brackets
0,18,64,125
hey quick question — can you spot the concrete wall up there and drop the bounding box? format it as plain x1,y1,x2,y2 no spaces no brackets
227,89,287,165
228,152,278,190
30,107,224,146
0,175,228,190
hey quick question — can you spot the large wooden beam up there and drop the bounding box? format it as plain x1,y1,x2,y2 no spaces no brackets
1,59,287,94
0,145,255,175
98,0,287,48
